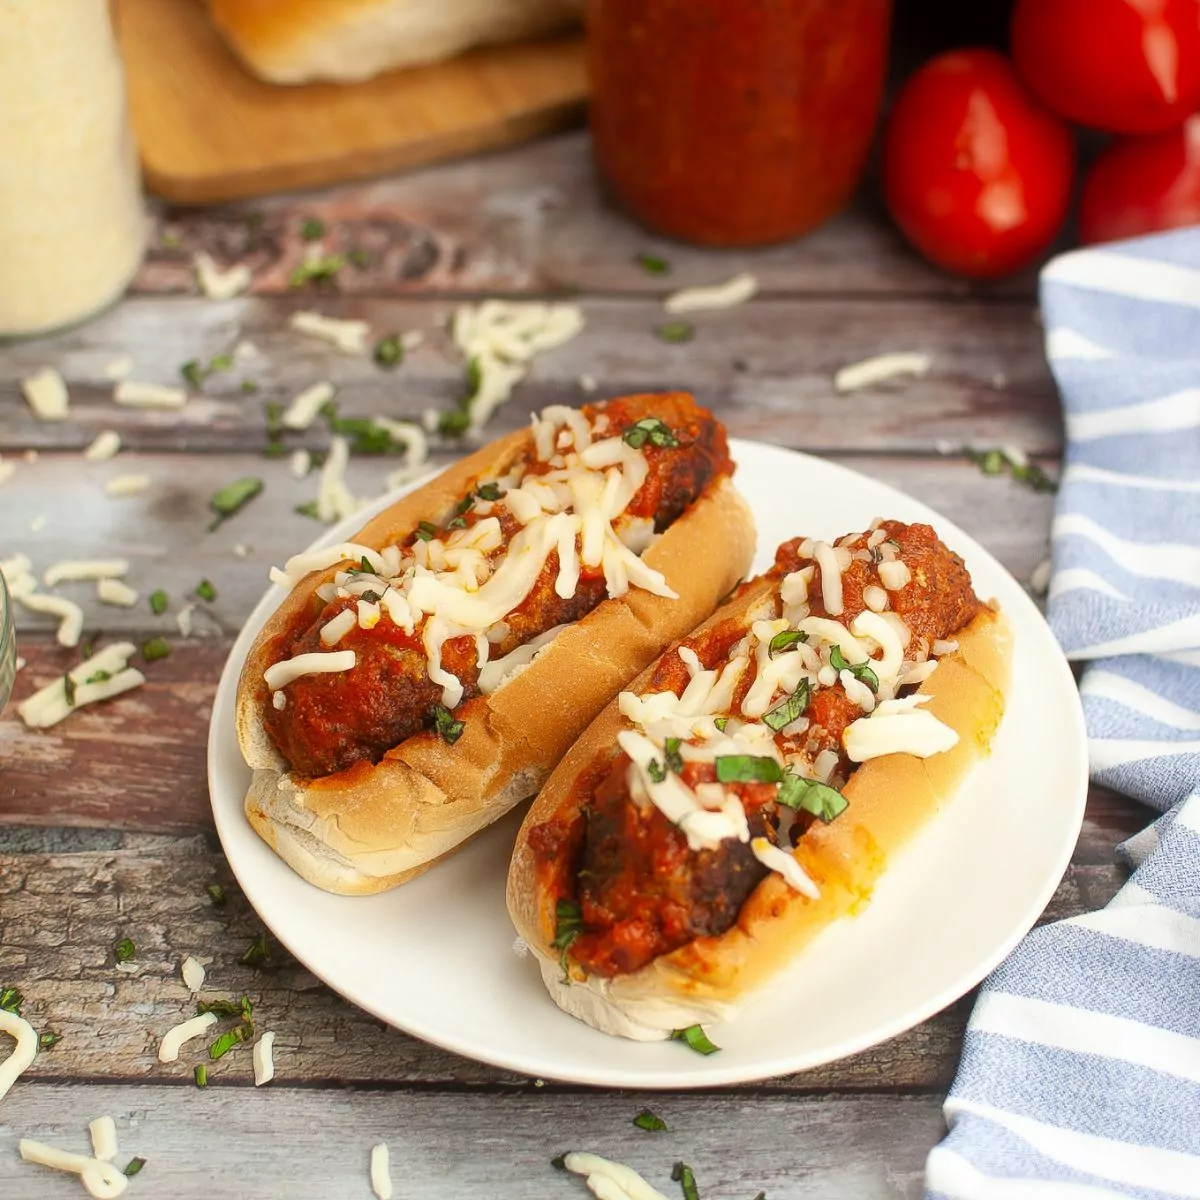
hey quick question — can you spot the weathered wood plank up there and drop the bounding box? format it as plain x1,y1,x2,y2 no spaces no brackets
136,129,1036,301
0,294,1058,456
0,1085,943,1200
0,834,1130,1094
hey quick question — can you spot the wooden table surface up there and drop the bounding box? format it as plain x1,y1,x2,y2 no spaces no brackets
0,130,1139,1199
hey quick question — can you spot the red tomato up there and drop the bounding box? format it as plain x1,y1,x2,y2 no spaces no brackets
1012,0,1200,134
1080,115,1200,243
881,50,1075,280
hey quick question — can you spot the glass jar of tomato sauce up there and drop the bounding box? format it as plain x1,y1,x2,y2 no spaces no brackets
587,0,893,247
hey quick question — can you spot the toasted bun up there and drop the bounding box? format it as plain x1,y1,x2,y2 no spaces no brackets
208,0,580,84
507,583,1013,1039
237,420,756,895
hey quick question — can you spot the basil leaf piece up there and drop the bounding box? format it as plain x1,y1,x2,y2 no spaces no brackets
123,1158,146,1178
633,1109,668,1132
241,379,259,394
476,482,502,502
713,717,728,733
714,756,782,785
672,1161,701,1200
552,898,583,981
86,670,112,685
196,998,243,1019
350,247,370,268
768,629,807,656
209,354,233,374
180,359,205,388
141,636,171,662
289,253,344,287
551,1155,568,1171
0,987,23,1015
195,579,217,603
64,674,77,707
149,588,169,615
454,494,475,517
194,1064,208,1088
445,516,467,531
300,217,324,241
669,1025,720,1055
374,334,403,368
208,477,263,530
294,501,320,520
239,933,275,970
636,252,670,275
413,521,438,542
113,937,135,963
646,758,667,784
829,646,879,692
776,772,848,823
623,417,680,450
206,883,228,907
655,322,694,344
433,703,465,745
39,1030,62,1050
208,1022,254,1061
762,679,811,733
663,737,684,775
438,407,471,437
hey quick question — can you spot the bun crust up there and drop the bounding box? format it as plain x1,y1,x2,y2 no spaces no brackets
236,426,755,895
507,581,1013,1038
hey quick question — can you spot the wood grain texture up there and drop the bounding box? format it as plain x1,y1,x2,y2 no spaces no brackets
0,1085,942,1200
118,0,586,204
0,295,1058,456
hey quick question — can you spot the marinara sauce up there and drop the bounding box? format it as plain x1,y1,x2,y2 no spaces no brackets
587,0,892,246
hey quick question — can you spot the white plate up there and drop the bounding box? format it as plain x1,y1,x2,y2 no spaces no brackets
208,440,1088,1088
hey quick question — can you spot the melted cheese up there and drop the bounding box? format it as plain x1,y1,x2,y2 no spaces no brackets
264,650,356,691
750,837,820,898
844,705,958,763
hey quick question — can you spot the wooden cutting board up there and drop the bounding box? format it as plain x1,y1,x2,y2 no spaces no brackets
115,0,587,205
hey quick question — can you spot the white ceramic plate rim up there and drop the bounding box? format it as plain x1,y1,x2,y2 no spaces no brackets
208,439,1088,1088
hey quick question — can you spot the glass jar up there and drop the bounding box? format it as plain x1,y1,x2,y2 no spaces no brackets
0,570,15,715
587,0,893,247
0,0,147,338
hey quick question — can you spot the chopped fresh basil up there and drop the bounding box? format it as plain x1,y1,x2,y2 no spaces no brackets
636,251,670,275
647,758,667,784
663,736,684,775
265,401,286,438
195,579,217,603
777,772,848,823
768,629,807,656
438,407,471,437
38,1030,62,1050
160,231,181,249
359,590,381,605
241,379,259,394
208,1022,254,1061
622,417,681,450
454,494,475,517
85,670,112,685
113,937,135,963
715,755,782,785
262,442,288,459
655,322,695,344
196,998,243,1019
123,1158,146,1178
194,1063,208,1088
300,217,325,241
1011,460,1057,493
713,717,728,733
210,354,233,373
445,516,467,531
350,247,370,268
149,588,169,615
762,679,811,733
239,933,275,970
829,646,879,692
180,359,205,388
670,1024,720,1055
205,883,228,907
374,334,404,368
141,636,171,662
208,477,263,530
433,703,465,745
476,482,502,502
413,521,438,542
752,1193,766,1200
294,501,320,520
672,1161,701,1200
966,447,1057,492
320,404,413,456
551,1155,568,1171
63,673,77,707
289,253,344,287
0,987,23,1015
551,898,583,981
633,1109,668,1132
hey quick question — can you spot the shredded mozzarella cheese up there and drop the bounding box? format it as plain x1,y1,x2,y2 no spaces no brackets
14,591,84,647
282,381,334,431
290,310,370,354
878,559,911,590
812,541,844,616
253,1030,276,1086
44,558,128,586
18,643,143,728
370,1142,393,1200
751,837,820,898
844,707,958,763
663,271,757,314
834,351,932,393
180,956,206,992
21,367,70,420
103,474,151,497
97,578,138,607
114,380,187,409
89,1116,118,1163
0,1008,38,1102
193,251,251,300
102,356,134,381
83,430,122,462
562,1153,671,1200
18,1139,129,1199
157,1011,217,1063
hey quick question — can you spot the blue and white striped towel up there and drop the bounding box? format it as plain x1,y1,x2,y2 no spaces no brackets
925,231,1200,1199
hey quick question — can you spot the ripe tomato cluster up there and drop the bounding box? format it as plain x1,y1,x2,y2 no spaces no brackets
881,0,1200,278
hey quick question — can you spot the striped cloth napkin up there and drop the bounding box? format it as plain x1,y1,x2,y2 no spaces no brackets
925,231,1200,1199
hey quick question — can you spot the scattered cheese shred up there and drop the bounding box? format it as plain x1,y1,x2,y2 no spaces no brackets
316,435,359,523
194,250,252,300
18,1139,128,1199
282,380,334,431
83,430,122,462
0,1008,38,1102
44,559,128,586
14,591,84,647
290,310,370,354
177,604,196,638
663,272,757,315
114,380,187,409
104,474,151,497
97,578,139,607
834,351,932,394
1029,556,1053,596
562,1152,671,1200
252,1030,276,1087
370,1143,393,1200
101,356,134,381
21,367,70,421
89,1115,118,1162
18,642,144,729
157,1011,217,1063
180,955,205,992
290,448,312,479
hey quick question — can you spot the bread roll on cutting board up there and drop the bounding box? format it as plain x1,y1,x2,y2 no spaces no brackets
209,0,581,84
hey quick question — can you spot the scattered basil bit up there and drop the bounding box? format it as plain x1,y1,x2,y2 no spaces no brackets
966,447,1057,493
551,1155,568,1172
113,937,135,963
180,359,205,388
464,355,482,397
752,1193,766,1200
413,520,438,542
262,442,288,459
63,673,77,707
38,1030,62,1050
714,756,782,785
672,1160,701,1200
636,251,670,275
714,717,729,733
194,1063,208,1087
647,758,667,784
289,253,344,288
300,217,325,241
160,231,181,249
149,588,169,615
655,322,695,344
349,247,370,268
768,629,807,656
239,933,275,970
552,898,583,981
732,357,750,372
762,679,811,733
454,494,475,517
1011,460,1057,493
206,883,228,907
319,401,417,457
828,646,879,692
141,636,171,662
208,477,263,530
476,482,502,502
241,379,259,394
433,703,465,745
123,1158,146,1178
86,670,112,685
295,501,320,520
663,736,684,775
633,1109,668,1132
437,407,471,437
265,401,286,437
80,638,96,659
197,998,238,1018
0,987,23,1015
777,772,848,823
360,589,382,605
622,417,680,450
669,1025,721,1055
445,516,467,531
374,334,404,368
209,1022,254,1060
195,579,217,603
